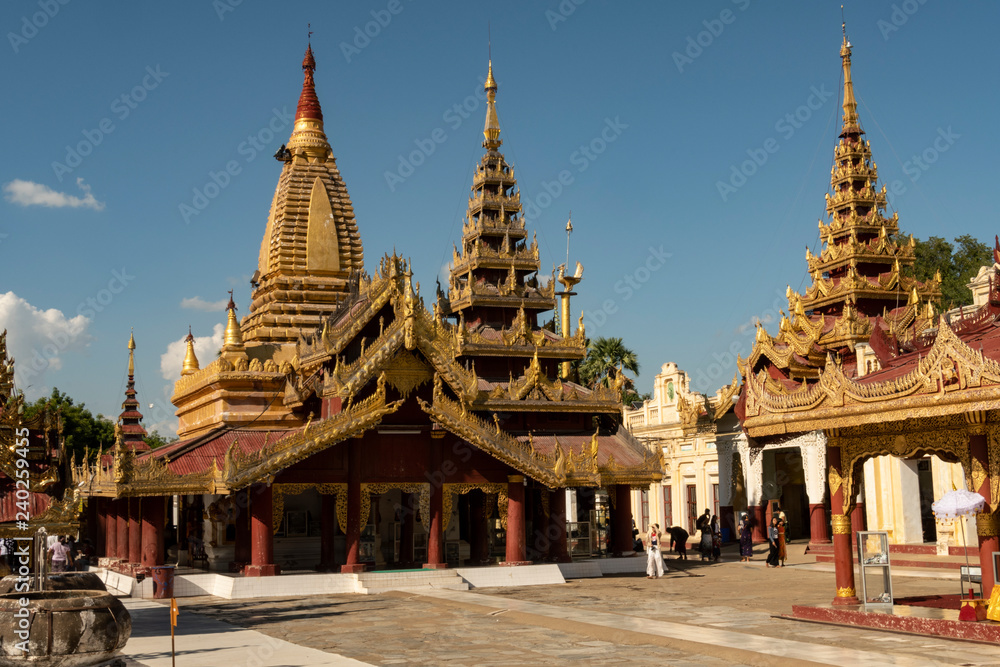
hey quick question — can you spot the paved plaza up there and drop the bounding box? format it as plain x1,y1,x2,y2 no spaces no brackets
117,545,1000,667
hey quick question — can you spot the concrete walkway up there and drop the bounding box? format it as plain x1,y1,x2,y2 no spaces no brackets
117,599,372,667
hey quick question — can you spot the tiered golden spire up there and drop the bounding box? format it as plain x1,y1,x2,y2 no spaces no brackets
839,22,859,136
483,60,501,149
127,328,135,376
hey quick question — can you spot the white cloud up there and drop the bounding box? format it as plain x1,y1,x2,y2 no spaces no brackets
180,296,228,312
0,292,91,397
2,177,105,210
160,323,224,381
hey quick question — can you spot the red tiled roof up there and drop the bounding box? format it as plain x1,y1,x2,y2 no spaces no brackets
140,427,300,476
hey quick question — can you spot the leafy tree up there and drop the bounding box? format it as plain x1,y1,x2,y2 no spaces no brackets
579,337,641,403
22,388,116,461
144,430,178,450
908,234,993,308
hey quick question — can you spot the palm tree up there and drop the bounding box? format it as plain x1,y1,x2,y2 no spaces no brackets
579,337,640,402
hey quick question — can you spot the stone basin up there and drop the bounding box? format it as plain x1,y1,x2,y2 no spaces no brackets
0,590,131,666
0,574,107,596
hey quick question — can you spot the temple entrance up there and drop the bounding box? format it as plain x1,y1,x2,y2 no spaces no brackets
763,447,809,540
917,458,937,543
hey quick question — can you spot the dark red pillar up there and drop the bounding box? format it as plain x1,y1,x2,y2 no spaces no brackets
128,499,142,565
548,489,571,563
105,499,118,560
315,492,337,571
503,475,529,565
468,490,488,565
828,442,859,605
246,484,279,577
970,430,998,597
751,502,766,544
90,499,106,558
115,500,128,560
612,485,634,556
424,444,447,569
342,440,365,574
399,492,415,567
141,496,165,568
851,500,866,538
809,503,830,544
233,489,251,571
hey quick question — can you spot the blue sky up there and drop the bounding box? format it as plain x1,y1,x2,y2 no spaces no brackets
2,1,997,435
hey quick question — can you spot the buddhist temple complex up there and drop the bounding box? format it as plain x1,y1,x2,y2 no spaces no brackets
730,26,1000,603
51,46,662,578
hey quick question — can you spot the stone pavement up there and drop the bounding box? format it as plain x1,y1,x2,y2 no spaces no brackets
114,544,1000,666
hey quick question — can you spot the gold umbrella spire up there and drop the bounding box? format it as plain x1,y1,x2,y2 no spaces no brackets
127,328,135,376
839,15,860,136
483,59,501,149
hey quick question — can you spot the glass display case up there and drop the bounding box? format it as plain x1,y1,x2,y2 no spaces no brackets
857,530,892,608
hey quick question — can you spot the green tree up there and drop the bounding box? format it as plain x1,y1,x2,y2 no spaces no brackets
22,388,116,461
579,337,641,403
909,234,992,308
144,430,177,450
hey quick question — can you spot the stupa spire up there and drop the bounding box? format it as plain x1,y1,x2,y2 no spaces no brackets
839,20,860,136
483,60,501,150
296,43,323,122
182,327,200,376
119,330,148,451
223,291,244,350
285,42,332,160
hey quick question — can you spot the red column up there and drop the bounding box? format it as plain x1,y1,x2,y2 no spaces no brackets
851,500,866,538
128,499,142,565
613,485,634,556
809,503,830,544
970,431,998,597
828,442,859,605
246,484,279,577
105,499,118,560
468,491,488,565
548,489,571,563
503,475,529,565
141,496,164,568
91,499,106,558
233,489,251,570
316,493,337,571
399,492,415,567
115,500,128,561
342,440,365,574
751,502,766,544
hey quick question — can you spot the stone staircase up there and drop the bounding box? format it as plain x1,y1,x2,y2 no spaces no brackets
355,569,470,594
804,542,979,570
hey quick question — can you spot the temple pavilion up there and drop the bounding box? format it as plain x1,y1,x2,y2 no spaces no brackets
729,26,1000,604
68,45,662,576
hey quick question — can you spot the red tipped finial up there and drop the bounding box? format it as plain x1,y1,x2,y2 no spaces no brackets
296,38,323,121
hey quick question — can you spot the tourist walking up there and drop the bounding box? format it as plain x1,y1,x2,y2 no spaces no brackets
668,525,689,560
777,512,787,567
710,515,722,562
738,513,753,562
766,517,781,568
48,536,70,573
697,508,712,560
646,524,664,578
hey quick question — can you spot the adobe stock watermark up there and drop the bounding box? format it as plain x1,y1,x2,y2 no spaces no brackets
521,117,628,225
884,126,959,201
545,0,587,31
7,0,71,54
716,84,833,202
212,0,243,21
179,107,293,224
690,288,786,393
672,0,751,74
877,0,930,41
18,267,136,384
384,81,488,192
340,0,413,64
583,244,671,331
51,65,170,182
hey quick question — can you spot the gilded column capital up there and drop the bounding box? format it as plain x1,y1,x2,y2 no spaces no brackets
831,514,852,535
836,586,857,598
977,510,1000,538
507,474,525,484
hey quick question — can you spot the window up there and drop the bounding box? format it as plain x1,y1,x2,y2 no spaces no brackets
640,490,649,530
713,484,719,519
686,484,697,533
663,485,672,528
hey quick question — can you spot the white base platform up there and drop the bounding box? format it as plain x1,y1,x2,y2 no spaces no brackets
94,558,636,600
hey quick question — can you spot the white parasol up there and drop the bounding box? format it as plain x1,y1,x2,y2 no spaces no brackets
931,489,986,519
932,489,986,596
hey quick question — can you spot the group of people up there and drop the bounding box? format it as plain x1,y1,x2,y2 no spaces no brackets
46,535,93,573
737,511,787,567
643,508,724,578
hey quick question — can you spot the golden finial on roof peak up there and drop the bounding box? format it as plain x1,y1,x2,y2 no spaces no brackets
223,292,244,350
182,326,200,376
483,58,502,148
839,15,860,135
127,328,135,376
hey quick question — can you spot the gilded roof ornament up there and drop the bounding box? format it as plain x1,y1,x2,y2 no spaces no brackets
182,327,200,376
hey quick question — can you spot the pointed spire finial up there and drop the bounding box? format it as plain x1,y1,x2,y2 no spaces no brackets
483,53,501,149
127,328,135,376
839,11,860,136
296,42,322,122
224,294,244,350
182,326,200,376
